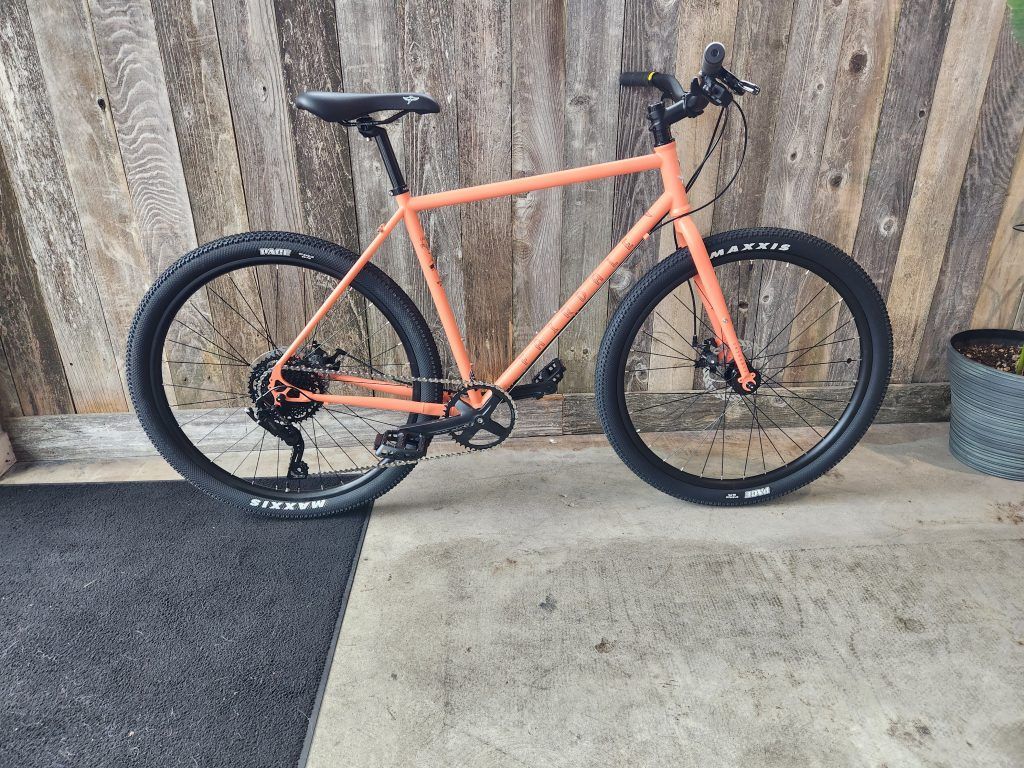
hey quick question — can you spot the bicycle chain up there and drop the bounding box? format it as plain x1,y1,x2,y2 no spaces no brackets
260,360,518,472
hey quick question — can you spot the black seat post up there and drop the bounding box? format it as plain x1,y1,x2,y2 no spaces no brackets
357,120,408,196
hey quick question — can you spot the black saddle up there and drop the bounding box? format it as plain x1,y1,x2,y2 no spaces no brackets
294,91,440,124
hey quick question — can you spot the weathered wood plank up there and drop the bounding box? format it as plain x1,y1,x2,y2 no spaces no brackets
89,0,218,402
847,0,955,296
886,1,1005,382
455,0,513,381
562,382,952,435
0,341,23,419
711,0,796,234
558,0,624,393
215,0,307,350
511,0,565,380
214,0,303,232
670,0,738,236
151,0,250,244
759,0,849,229
785,0,900,384
89,0,199,272
397,0,467,375
0,0,126,412
971,142,1024,330
31,0,149,403
7,398,563,461
607,0,680,320
271,0,376,373
334,0,422,376
273,0,357,246
0,377,954,461
0,415,14,477
707,0,795,392
743,0,849,384
809,0,899,251
0,135,75,416
644,0,738,395
151,0,257,399
914,15,1024,381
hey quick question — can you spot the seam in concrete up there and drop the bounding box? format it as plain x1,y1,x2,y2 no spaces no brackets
298,508,371,768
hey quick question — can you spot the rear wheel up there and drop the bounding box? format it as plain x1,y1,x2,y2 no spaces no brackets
127,231,443,517
595,227,892,506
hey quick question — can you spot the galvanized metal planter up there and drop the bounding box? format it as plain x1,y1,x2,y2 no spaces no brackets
948,329,1024,480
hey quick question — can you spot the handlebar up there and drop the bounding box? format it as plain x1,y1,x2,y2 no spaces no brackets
701,42,726,76
619,41,759,114
618,71,686,102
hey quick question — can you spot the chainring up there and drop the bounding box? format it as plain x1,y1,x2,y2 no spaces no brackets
446,383,516,449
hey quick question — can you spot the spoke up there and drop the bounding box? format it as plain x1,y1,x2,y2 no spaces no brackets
307,419,325,486
629,386,727,416
646,349,698,362
188,303,252,364
760,374,846,424
209,421,262,462
737,394,785,467
321,407,379,459
194,407,251,447
640,327,692,360
754,335,858,364
163,382,248,398
175,403,231,428
253,266,276,347
782,317,856,370
748,259,766,346
720,394,727,479
174,396,246,408
165,359,249,367
232,428,267,476
743,400,805,454
166,337,248,366
763,386,827,439
171,319,249,366
208,283,275,349
692,409,726,475
251,430,267,484
227,270,275,350
311,412,364,469
653,309,696,347
325,405,403,432
673,285,720,341
752,282,831,361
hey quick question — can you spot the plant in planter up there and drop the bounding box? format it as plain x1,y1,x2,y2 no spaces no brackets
947,223,1024,480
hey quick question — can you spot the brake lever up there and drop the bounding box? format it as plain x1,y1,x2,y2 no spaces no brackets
717,67,760,96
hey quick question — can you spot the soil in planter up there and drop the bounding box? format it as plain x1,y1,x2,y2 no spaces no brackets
954,341,1023,374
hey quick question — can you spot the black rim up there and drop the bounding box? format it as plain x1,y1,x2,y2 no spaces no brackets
146,250,432,501
616,249,873,490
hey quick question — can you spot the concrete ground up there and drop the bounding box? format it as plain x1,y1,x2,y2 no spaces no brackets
4,423,1023,767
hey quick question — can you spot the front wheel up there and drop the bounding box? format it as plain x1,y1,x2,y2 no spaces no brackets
596,227,892,506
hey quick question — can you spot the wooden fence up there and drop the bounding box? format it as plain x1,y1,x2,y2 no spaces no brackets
1,0,1022,452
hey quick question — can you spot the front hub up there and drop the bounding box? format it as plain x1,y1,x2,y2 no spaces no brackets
695,338,761,395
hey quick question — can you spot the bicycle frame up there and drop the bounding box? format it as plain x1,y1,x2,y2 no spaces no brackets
269,140,755,417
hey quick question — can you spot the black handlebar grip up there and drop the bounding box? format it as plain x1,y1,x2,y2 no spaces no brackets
702,42,726,75
620,71,655,87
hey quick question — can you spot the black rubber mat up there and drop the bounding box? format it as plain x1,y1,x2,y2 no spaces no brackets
0,481,368,768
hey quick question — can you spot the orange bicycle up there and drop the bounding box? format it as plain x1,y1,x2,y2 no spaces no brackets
127,43,892,516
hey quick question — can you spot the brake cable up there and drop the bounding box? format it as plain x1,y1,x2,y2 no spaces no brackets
650,98,749,238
